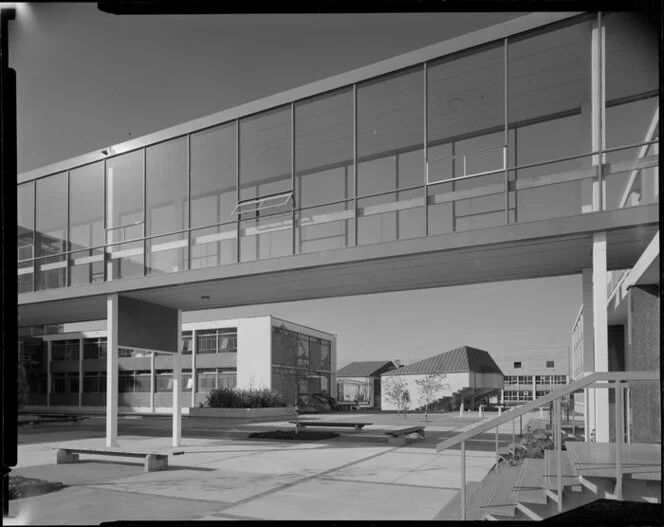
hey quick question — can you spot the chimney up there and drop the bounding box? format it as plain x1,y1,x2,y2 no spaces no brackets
394,360,402,368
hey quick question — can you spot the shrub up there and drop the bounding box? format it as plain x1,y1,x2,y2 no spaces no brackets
205,387,286,408
9,475,65,499
507,425,556,466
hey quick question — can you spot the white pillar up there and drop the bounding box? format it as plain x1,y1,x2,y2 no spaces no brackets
106,294,119,447
582,269,596,442
79,338,84,408
47,341,52,407
150,352,155,413
593,232,609,442
500,389,504,405
532,376,536,401
191,330,197,409
172,309,182,447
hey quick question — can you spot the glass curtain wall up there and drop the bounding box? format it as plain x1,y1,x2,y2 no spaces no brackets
17,13,659,295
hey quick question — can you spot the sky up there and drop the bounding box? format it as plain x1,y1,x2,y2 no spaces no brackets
10,4,580,369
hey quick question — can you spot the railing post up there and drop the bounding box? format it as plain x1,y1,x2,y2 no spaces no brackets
615,381,623,500
461,440,466,520
495,425,499,464
512,416,515,447
555,398,563,513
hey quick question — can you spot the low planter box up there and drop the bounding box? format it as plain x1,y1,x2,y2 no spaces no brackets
189,406,296,421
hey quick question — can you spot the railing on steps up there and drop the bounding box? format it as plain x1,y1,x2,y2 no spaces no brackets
436,371,659,520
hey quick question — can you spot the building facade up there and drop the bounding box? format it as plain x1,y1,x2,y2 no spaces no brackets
16,11,659,449
19,315,336,414
381,346,504,411
492,349,570,406
336,360,398,408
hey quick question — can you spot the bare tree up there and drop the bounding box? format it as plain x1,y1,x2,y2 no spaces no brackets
274,324,303,432
414,373,448,422
383,376,410,417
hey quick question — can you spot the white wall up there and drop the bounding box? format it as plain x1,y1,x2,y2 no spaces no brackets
381,373,469,411
235,317,273,390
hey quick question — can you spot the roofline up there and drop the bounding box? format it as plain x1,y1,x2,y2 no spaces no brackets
18,12,582,184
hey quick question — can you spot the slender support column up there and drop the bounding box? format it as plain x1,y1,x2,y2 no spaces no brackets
78,338,83,408
500,389,504,405
460,440,466,521
106,294,119,447
532,375,536,401
191,330,197,409
615,381,623,500
47,341,52,407
555,398,563,512
582,269,596,442
150,352,155,413
495,426,499,464
593,232,609,442
172,310,182,447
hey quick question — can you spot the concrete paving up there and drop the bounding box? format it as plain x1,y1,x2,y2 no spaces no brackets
7,411,544,522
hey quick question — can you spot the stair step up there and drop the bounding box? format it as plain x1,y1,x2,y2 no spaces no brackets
512,458,548,504
544,449,580,490
566,442,661,480
480,462,521,518
433,481,483,520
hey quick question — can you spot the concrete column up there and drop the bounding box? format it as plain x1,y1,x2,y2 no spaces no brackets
47,341,52,407
500,389,504,405
582,269,596,442
532,376,536,401
172,309,182,447
79,338,84,408
191,330,197,408
106,294,119,447
150,352,155,413
593,232,609,442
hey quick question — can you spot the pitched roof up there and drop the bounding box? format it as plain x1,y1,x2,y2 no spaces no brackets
382,346,503,376
337,361,397,378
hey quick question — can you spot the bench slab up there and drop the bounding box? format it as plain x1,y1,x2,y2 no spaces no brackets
289,421,372,431
385,427,426,446
56,448,169,472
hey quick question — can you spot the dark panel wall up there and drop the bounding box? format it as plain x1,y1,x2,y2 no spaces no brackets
626,285,660,443
82,393,106,406
50,394,78,406
117,296,178,353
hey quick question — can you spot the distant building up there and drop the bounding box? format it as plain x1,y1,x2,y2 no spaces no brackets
491,349,570,407
336,360,398,409
19,315,337,415
380,346,503,411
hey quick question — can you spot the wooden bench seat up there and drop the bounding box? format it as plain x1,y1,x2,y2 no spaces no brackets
56,448,170,472
288,421,372,432
385,426,426,446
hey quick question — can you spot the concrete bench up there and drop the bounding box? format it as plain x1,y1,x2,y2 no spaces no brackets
56,448,169,472
384,426,426,446
20,416,88,428
289,421,372,432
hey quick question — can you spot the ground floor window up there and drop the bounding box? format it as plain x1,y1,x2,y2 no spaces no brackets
120,370,151,393
83,372,107,393
51,372,79,394
337,380,372,404
195,368,237,392
27,373,47,394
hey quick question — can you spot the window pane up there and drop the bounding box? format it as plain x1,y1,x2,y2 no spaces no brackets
146,137,187,236
295,201,354,254
190,223,237,268
106,150,143,240
239,106,291,201
146,233,187,275
18,182,34,260
358,67,424,196
70,162,104,251
36,172,68,257
295,89,353,208
107,240,144,280
191,123,237,227
428,44,504,153
36,254,67,291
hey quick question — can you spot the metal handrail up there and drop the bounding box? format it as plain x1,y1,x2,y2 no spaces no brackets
436,370,659,452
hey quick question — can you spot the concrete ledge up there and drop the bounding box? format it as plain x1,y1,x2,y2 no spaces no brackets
189,406,296,421
387,436,408,447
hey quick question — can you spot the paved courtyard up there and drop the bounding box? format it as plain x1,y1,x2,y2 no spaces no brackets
7,411,544,523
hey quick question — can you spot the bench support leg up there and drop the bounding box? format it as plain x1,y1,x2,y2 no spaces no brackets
145,455,168,472
387,436,408,447
56,450,79,464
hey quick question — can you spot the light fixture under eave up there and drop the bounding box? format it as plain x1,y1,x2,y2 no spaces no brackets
201,295,210,300
448,97,464,110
